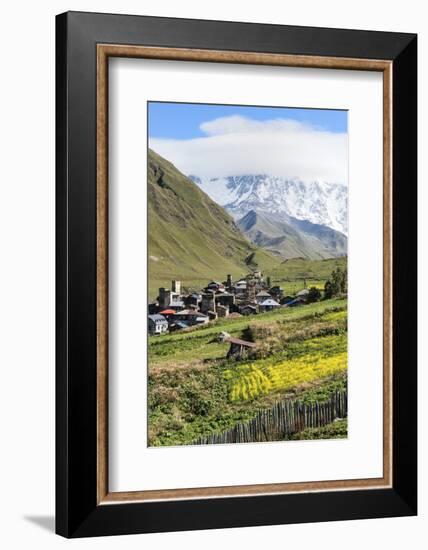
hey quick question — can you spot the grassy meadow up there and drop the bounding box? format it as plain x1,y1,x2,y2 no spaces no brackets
148,297,348,446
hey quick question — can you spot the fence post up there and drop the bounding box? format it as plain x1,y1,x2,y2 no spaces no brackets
191,391,348,446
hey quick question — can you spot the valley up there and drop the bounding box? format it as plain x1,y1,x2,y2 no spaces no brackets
148,149,347,298
147,148,348,447
237,209,347,260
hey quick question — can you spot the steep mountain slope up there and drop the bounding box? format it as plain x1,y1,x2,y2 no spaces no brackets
237,210,347,260
148,150,280,298
190,175,348,235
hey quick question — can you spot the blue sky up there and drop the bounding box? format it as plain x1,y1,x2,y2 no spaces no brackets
148,102,348,139
148,102,348,183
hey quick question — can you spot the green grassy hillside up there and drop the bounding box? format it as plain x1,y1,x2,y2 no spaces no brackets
266,256,347,280
148,298,348,446
148,149,280,298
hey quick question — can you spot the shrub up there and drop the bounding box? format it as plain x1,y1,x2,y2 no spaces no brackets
307,286,322,303
324,267,348,298
291,418,348,440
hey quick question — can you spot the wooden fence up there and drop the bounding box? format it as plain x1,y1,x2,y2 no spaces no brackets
192,390,347,445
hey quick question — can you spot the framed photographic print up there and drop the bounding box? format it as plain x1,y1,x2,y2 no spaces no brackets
56,11,417,538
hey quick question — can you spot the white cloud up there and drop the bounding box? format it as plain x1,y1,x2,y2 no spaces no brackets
149,115,348,184
200,115,306,136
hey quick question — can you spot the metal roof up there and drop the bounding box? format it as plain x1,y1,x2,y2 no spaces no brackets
173,321,190,329
259,299,280,306
296,288,310,296
285,298,305,306
170,300,185,306
148,314,167,322
173,309,208,317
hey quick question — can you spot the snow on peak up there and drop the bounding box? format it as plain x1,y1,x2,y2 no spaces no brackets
189,174,348,235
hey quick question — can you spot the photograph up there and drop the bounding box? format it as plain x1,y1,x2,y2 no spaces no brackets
147,102,348,447
0,2,419,544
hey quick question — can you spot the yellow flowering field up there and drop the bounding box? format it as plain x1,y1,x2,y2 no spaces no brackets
226,334,347,402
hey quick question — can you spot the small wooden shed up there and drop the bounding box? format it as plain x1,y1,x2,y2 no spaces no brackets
226,337,256,359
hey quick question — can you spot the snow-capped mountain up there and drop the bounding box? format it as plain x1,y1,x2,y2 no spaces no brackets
189,175,348,236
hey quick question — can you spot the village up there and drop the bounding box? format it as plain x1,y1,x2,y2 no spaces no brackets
148,271,311,336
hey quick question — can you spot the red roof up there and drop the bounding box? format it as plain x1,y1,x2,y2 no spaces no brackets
159,309,176,314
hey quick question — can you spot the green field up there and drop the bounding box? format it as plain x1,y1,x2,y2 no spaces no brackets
265,256,347,289
148,297,348,446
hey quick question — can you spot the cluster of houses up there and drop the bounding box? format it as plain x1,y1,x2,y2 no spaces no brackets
148,273,310,335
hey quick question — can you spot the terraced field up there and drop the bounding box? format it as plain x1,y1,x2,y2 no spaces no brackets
148,298,348,446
